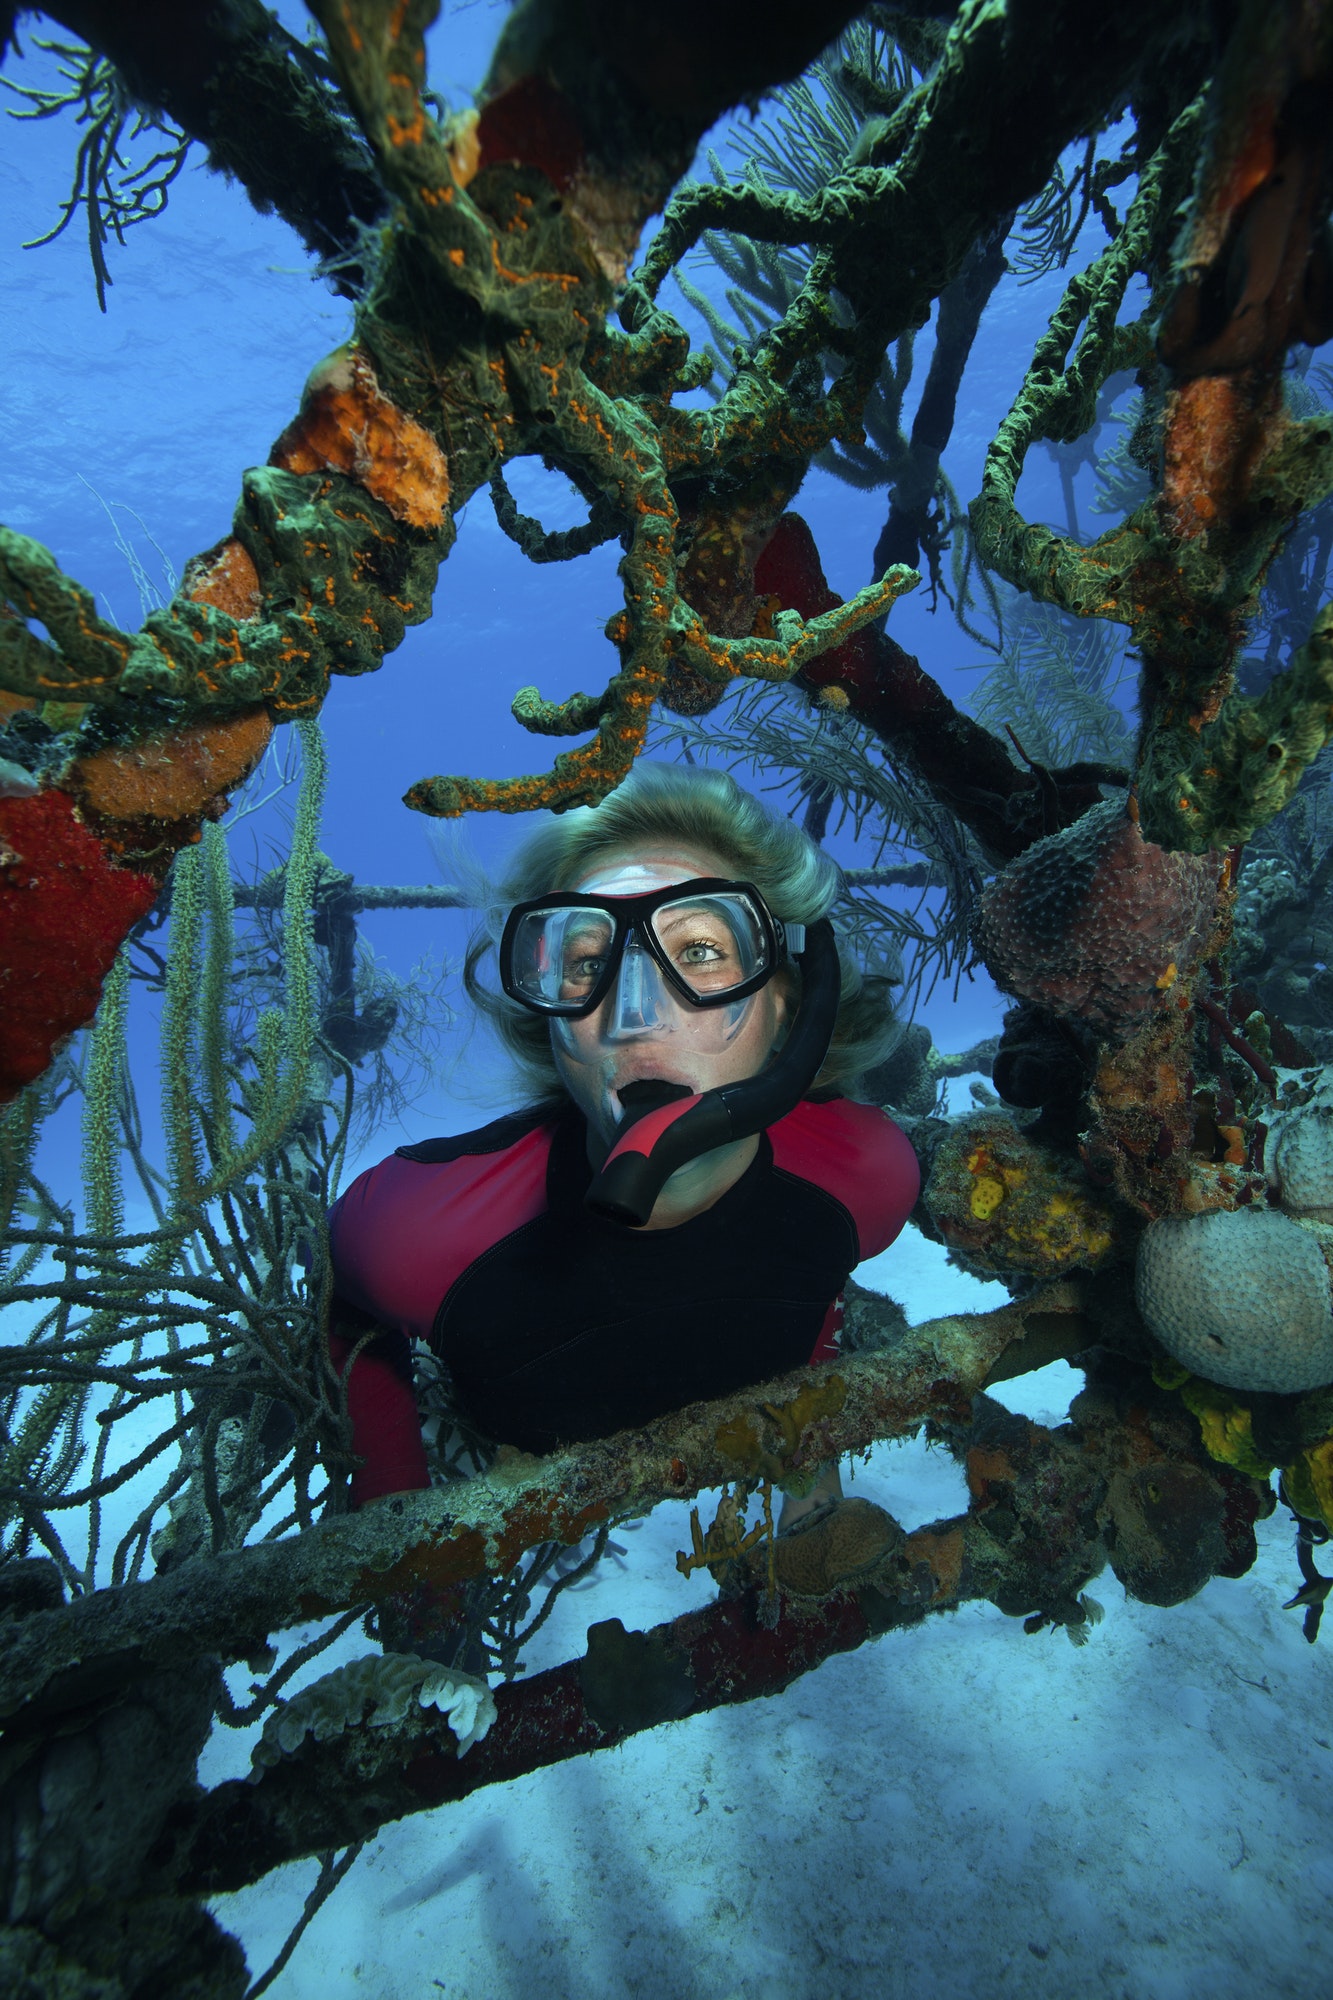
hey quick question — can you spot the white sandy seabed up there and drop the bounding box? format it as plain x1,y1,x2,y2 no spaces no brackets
207,1226,1333,2000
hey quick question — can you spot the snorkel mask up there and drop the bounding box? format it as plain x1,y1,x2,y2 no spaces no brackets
499,874,841,1225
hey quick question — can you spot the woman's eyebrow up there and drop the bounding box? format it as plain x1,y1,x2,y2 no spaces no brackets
655,904,720,930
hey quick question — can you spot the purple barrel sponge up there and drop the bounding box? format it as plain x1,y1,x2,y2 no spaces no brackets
974,800,1221,1039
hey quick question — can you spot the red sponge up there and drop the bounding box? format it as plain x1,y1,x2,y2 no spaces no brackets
0,788,159,1101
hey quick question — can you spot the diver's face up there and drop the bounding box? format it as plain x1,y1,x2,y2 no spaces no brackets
549,843,792,1150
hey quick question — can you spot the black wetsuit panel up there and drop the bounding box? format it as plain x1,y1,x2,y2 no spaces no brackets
434,1108,857,1454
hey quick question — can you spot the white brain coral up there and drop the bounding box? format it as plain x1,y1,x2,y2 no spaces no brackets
1135,1206,1333,1393
251,1653,496,1777
1264,1072,1333,1220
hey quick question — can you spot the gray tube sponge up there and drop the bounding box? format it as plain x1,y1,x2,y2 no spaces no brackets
1135,1207,1333,1393
250,1653,496,1778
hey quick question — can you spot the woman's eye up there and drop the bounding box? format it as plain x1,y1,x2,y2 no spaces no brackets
564,954,605,981
678,939,725,965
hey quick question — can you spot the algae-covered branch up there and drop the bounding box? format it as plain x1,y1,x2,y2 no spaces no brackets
1,0,1236,1096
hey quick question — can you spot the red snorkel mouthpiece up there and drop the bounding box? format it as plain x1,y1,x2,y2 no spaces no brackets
585,918,841,1226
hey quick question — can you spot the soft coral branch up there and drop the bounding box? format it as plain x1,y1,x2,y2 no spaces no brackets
753,512,1120,864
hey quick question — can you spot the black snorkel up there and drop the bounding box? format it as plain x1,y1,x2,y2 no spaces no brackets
584,917,842,1227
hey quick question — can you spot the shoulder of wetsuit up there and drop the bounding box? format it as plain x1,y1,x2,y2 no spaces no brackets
770,1092,920,1260
393,1100,564,1166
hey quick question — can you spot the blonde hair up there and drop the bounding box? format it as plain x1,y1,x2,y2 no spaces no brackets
464,762,899,1102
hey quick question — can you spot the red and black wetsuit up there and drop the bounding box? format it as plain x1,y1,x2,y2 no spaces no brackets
328,1095,920,1503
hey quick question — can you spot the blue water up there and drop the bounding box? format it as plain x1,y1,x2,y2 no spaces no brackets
5,7,1330,1995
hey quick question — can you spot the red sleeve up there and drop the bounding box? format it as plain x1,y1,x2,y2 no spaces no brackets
770,1097,921,1261
808,1297,844,1364
327,1128,551,1342
328,1322,430,1507
323,1125,550,1506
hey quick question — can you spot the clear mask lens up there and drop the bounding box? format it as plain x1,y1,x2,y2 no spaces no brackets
647,889,771,997
506,904,616,1011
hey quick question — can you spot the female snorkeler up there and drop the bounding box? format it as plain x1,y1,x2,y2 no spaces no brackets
327,764,921,1594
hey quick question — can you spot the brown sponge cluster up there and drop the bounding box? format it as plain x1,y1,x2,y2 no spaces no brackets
975,800,1220,1039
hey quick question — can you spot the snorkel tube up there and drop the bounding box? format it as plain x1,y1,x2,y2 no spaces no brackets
585,918,842,1226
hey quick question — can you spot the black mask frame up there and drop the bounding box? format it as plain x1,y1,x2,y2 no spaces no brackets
498,876,796,1018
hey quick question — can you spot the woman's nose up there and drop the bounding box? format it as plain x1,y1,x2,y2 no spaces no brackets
605,941,670,1038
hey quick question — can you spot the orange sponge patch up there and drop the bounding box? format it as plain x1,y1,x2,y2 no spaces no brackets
181,536,263,619
271,346,450,531
70,706,274,825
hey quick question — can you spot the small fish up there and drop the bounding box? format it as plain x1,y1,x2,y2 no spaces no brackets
0,758,40,798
